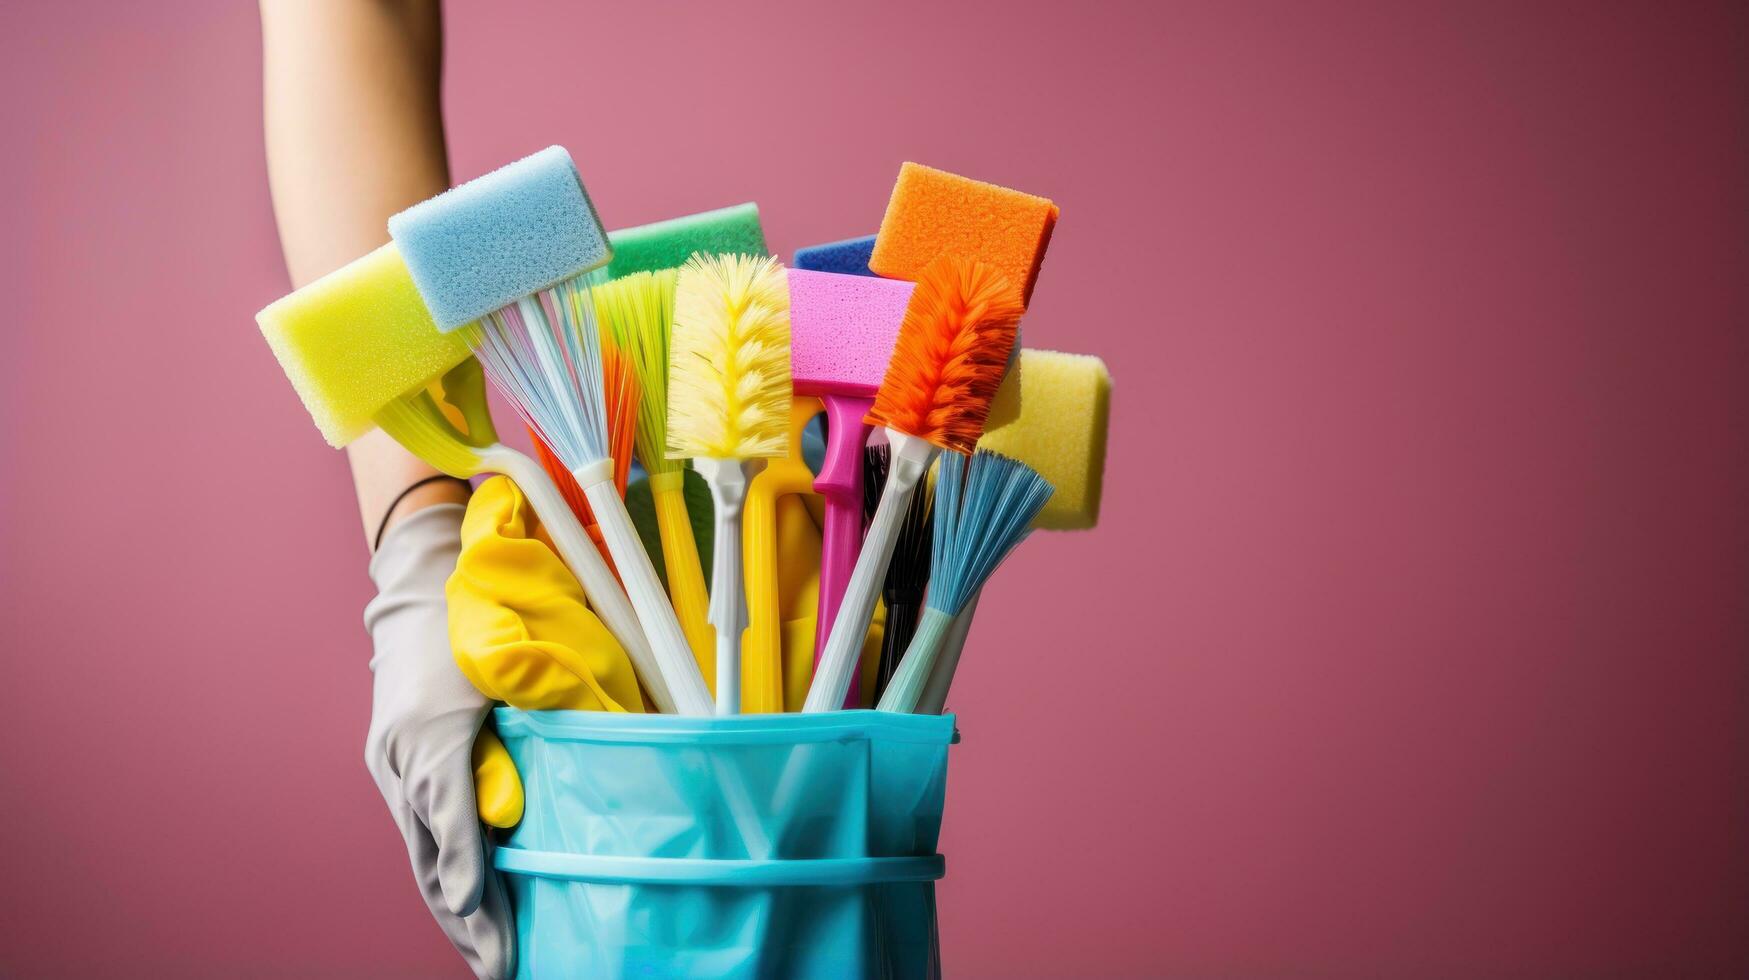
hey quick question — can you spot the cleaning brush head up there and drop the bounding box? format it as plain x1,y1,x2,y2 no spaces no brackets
667,254,793,459
256,243,470,447
605,203,768,280
927,449,1054,615
863,442,889,525
978,349,1111,530
594,269,681,477
389,146,609,331
469,277,611,471
865,254,1025,454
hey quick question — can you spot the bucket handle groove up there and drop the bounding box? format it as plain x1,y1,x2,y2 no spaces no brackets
496,848,945,887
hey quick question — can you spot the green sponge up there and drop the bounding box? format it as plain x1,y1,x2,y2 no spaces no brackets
604,203,768,279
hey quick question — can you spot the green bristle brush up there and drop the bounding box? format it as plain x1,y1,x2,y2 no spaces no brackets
593,269,718,683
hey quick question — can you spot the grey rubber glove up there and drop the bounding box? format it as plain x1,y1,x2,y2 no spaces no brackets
363,503,514,980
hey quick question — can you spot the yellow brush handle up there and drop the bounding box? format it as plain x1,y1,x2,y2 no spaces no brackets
743,399,823,713
651,471,716,692
773,495,824,711
743,488,783,712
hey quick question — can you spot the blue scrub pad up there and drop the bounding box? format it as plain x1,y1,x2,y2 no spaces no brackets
389,146,610,331
793,235,877,276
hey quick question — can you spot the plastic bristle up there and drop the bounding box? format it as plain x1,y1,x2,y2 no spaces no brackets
667,254,793,460
866,255,1024,453
373,392,487,478
530,428,595,525
891,476,935,593
861,443,933,593
521,326,638,525
926,450,1054,615
863,443,889,525
593,270,681,477
869,439,936,701
602,336,641,494
466,274,611,472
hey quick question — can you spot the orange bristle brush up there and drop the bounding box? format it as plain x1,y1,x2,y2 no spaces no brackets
527,333,641,575
802,253,1023,711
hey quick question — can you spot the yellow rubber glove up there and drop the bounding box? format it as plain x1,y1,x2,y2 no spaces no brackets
448,476,647,714
471,729,524,829
448,477,650,825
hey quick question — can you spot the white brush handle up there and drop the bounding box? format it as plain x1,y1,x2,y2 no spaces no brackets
803,431,939,712
581,472,715,716
917,591,979,715
694,458,764,715
487,448,675,714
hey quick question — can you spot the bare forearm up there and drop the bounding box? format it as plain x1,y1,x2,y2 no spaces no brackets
260,0,465,547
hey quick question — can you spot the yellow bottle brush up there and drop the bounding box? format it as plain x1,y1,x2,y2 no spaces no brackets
667,253,793,715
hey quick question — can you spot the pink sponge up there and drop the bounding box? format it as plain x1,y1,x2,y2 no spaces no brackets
787,269,915,397
787,268,919,702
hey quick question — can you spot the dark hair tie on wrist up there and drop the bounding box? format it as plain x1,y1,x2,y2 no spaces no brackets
373,475,473,552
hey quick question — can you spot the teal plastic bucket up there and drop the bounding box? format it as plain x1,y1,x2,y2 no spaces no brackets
493,708,956,979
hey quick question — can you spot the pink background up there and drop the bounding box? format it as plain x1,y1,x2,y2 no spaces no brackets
2,1,1746,976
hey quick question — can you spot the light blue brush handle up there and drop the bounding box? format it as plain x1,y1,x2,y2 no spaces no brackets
876,607,956,713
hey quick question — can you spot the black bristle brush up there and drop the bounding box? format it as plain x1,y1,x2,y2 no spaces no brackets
864,444,935,702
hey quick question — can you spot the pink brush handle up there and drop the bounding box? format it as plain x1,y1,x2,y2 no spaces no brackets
813,394,874,707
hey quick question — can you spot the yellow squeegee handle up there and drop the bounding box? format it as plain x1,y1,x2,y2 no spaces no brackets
742,398,822,713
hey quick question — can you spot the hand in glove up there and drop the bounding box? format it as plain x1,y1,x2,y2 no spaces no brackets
364,503,515,980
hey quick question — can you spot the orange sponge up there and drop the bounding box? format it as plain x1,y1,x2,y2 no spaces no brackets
869,162,1059,307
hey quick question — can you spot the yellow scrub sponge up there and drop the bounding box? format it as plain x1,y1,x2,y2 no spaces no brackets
977,349,1111,530
255,243,470,447
869,162,1059,308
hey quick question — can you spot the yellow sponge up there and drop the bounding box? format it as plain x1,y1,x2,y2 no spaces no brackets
869,162,1059,307
256,243,471,447
977,349,1110,530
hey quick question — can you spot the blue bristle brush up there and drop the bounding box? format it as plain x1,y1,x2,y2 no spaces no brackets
390,146,714,716
876,449,1053,713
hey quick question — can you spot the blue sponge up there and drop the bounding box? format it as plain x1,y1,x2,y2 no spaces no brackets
792,235,877,276
389,146,610,331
